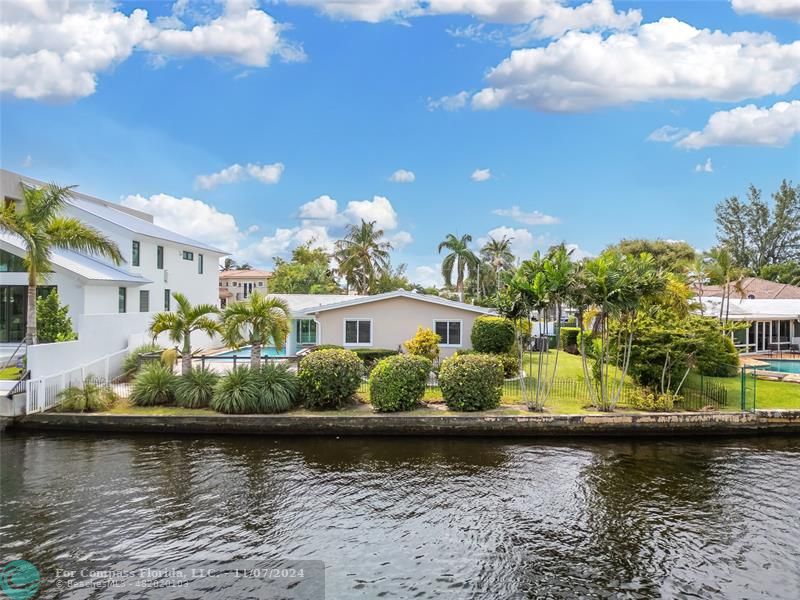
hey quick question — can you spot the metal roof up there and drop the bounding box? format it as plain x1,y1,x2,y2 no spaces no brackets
1,232,151,285
298,290,495,315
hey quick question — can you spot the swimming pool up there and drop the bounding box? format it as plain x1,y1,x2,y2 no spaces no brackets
761,360,800,374
211,346,286,358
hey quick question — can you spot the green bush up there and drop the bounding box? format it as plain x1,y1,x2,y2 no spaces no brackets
130,363,177,406
559,327,581,353
122,343,165,378
299,349,364,410
309,344,344,352
36,289,77,343
439,353,504,411
254,363,298,413
404,327,440,362
458,349,519,378
174,367,218,408
630,390,678,412
471,316,516,354
369,354,432,412
57,376,116,412
211,366,259,414
353,348,399,370
696,334,739,377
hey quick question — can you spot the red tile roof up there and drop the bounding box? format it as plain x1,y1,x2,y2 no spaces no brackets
693,277,800,300
218,269,272,279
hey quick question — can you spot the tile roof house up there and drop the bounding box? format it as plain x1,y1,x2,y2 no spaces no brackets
694,277,800,300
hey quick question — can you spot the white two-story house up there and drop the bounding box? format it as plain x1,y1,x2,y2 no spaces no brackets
1,169,226,373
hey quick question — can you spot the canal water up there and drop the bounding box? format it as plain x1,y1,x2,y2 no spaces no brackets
1,432,799,599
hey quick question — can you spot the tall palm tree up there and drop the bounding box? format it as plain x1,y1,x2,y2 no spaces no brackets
438,233,479,302
0,183,123,345
149,292,221,375
334,220,392,294
481,235,515,284
706,248,745,327
221,292,291,369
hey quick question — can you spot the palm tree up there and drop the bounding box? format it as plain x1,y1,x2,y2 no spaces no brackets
481,236,515,284
438,233,479,302
0,183,123,345
149,292,221,375
706,248,745,327
334,220,392,294
221,258,238,271
221,292,291,369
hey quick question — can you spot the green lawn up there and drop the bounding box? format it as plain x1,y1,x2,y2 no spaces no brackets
0,367,22,380
691,373,800,410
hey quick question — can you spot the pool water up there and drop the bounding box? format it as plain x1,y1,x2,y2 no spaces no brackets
762,360,800,374
212,345,286,358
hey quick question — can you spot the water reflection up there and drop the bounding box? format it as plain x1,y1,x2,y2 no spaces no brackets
1,433,799,599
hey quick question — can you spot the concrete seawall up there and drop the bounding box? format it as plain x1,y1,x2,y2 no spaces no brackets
7,410,800,437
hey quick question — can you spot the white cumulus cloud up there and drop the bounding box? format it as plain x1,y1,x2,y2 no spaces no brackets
468,18,800,112
389,230,414,249
677,100,800,149
299,195,339,220
694,158,714,173
0,0,303,101
342,196,398,230
195,162,284,189
427,91,470,111
471,168,492,182
647,125,690,143
414,264,442,288
121,192,244,253
731,0,800,21
389,169,416,183
493,206,560,225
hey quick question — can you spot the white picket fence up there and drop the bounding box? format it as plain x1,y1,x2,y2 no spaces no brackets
25,347,129,414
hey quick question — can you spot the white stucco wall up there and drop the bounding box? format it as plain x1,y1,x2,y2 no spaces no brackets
311,296,488,358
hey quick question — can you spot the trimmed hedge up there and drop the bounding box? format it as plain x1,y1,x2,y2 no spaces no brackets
352,348,399,370
458,349,519,378
471,316,516,354
369,354,432,412
439,353,504,411
299,348,364,409
559,327,581,354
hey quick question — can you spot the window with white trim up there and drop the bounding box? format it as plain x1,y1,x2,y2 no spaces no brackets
434,320,462,346
296,319,317,345
344,319,371,345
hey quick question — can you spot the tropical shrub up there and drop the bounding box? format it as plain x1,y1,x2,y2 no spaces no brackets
630,390,678,412
404,327,440,362
353,348,398,370
439,353,504,411
471,316,516,354
369,354,432,412
299,349,363,409
696,334,739,377
559,327,581,354
457,349,519,378
121,343,164,378
174,367,218,409
211,366,259,414
57,376,116,412
36,289,77,343
130,363,177,406
254,363,299,413
310,344,344,352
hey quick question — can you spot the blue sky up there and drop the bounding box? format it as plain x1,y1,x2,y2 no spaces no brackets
2,0,799,286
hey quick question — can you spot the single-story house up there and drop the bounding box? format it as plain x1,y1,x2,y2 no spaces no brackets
693,277,800,300
271,290,494,358
698,297,800,354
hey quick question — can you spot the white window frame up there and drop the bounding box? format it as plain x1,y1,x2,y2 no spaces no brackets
433,319,463,347
343,318,373,346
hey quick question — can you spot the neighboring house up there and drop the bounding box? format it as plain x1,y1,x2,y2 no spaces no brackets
698,297,800,354
693,277,800,300
269,290,494,358
1,169,226,373
219,269,272,307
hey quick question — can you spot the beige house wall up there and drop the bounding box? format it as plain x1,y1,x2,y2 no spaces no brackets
311,296,487,357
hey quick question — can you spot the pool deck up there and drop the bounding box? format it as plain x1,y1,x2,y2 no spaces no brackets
6,410,800,437
740,355,800,384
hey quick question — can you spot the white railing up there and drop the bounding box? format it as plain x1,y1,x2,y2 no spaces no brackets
25,347,130,414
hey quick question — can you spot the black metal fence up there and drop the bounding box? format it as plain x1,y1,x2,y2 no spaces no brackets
358,372,729,411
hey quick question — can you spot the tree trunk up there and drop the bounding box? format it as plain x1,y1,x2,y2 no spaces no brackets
25,270,37,346
250,343,262,370
181,336,192,376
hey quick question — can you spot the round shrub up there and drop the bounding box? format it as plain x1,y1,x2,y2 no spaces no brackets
559,327,581,354
57,376,117,412
439,353,504,411
369,354,432,412
696,335,739,377
457,349,519,378
299,348,364,410
211,366,259,414
174,367,218,409
471,316,516,354
254,363,298,413
404,327,440,362
130,362,177,406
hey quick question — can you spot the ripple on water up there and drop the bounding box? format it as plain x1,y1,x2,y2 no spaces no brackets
1,434,799,599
